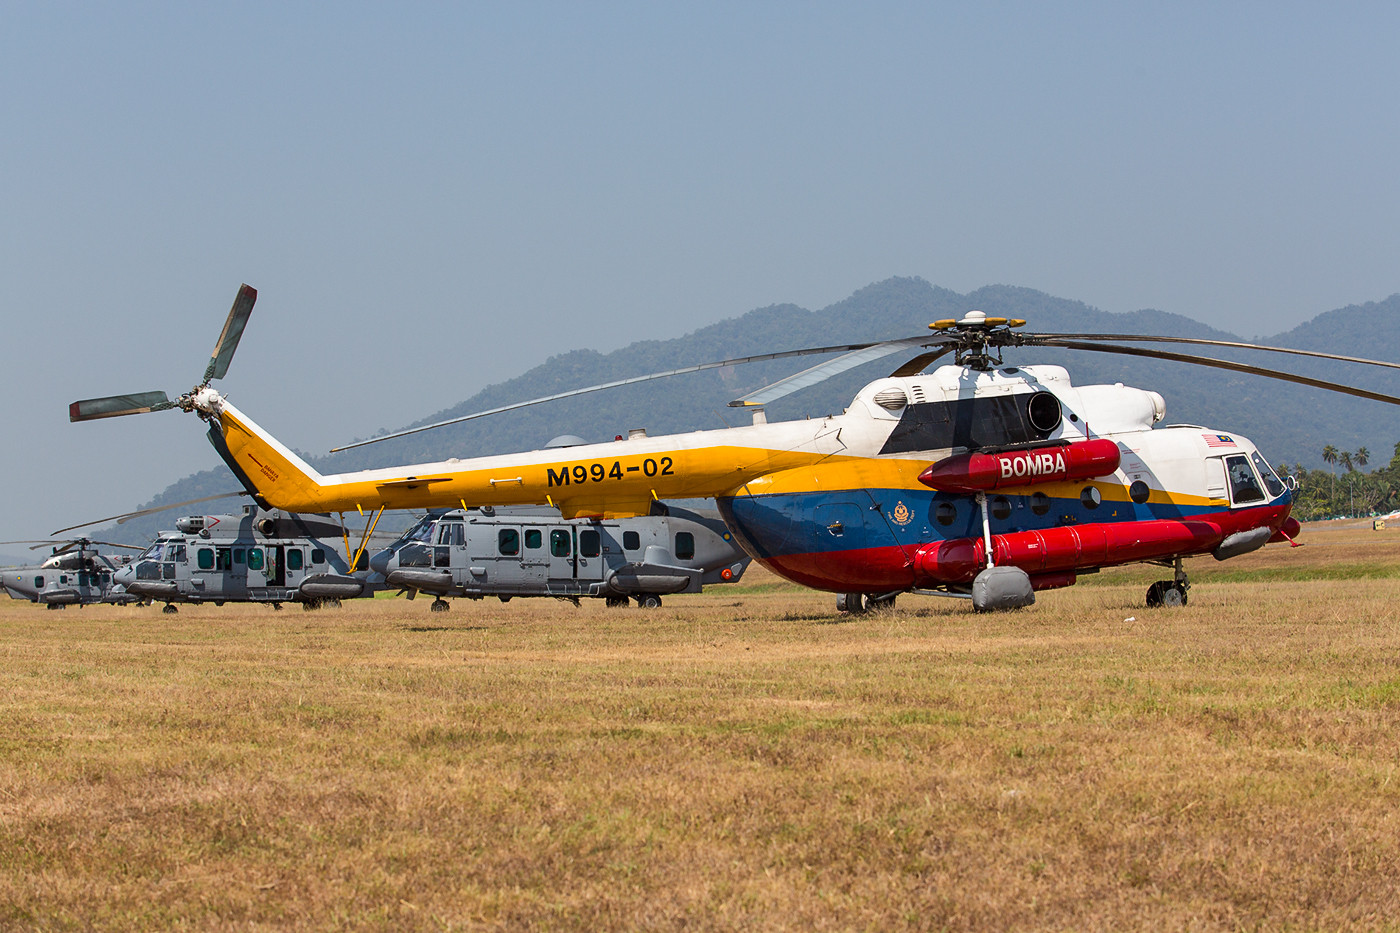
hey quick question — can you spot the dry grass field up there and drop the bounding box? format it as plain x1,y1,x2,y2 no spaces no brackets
4,520,1400,931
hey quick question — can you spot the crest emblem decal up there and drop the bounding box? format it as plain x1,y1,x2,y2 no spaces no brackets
891,500,913,526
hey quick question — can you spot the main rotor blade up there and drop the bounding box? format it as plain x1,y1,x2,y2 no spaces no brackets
203,283,258,384
69,391,173,422
1023,332,1400,372
889,344,956,378
1038,339,1400,406
729,336,947,407
50,491,249,536
330,342,888,452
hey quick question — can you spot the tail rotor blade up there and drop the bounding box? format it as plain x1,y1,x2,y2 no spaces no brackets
69,391,173,422
203,283,258,384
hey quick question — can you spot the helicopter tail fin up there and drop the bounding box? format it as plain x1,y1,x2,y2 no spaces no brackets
203,398,333,513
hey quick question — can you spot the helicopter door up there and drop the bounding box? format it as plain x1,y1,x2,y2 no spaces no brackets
547,528,575,579
245,546,269,590
283,547,306,590
255,546,286,587
470,525,527,589
575,528,605,583
517,527,547,586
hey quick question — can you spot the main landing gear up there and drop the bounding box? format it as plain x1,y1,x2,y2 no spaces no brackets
430,598,450,612
1146,559,1190,608
836,592,898,614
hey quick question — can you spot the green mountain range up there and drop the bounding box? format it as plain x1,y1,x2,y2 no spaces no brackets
102,277,1400,545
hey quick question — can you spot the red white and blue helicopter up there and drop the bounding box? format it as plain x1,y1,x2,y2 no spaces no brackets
72,286,1400,611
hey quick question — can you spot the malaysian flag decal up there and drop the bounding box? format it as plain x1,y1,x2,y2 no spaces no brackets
1203,433,1236,448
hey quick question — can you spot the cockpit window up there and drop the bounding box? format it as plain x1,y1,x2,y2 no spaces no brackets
396,514,437,547
143,542,166,561
1225,455,1265,504
437,522,464,546
1250,452,1286,497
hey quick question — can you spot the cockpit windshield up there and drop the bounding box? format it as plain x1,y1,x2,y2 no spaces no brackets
141,542,167,561
392,514,437,548
1250,452,1287,497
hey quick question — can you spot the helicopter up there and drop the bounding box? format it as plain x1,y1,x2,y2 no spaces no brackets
372,503,750,611
108,505,382,613
0,538,143,608
71,285,1400,612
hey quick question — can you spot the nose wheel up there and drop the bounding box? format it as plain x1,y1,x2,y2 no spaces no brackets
1146,560,1190,608
430,598,450,612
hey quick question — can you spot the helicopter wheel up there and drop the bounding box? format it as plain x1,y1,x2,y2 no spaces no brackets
162,604,178,614
430,598,450,612
836,592,866,614
302,599,319,611
45,603,66,611
636,594,662,609
326,598,341,609
604,595,629,608
1146,581,1188,608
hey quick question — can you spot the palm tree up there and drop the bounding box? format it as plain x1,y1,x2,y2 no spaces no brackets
1339,452,1356,515
1357,447,1370,469
1323,445,1339,500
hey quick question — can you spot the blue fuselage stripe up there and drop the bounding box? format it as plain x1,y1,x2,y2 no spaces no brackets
717,488,1289,560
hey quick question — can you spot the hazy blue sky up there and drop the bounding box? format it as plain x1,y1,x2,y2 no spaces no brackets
4,2,1399,548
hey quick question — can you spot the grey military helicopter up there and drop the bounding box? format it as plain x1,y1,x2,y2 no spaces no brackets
0,538,144,608
110,505,383,613
371,503,751,611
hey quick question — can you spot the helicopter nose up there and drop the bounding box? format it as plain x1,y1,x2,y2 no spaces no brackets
114,565,135,587
368,549,392,576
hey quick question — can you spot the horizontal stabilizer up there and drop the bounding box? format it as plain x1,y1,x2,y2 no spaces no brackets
69,391,172,422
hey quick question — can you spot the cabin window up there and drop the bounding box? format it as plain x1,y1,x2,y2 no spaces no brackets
355,552,369,571
525,529,542,549
169,544,187,563
34,576,44,588
1129,481,1151,504
675,532,695,560
934,502,958,526
550,530,571,558
1250,452,1286,497
579,530,600,558
623,531,640,551
198,548,214,570
246,548,264,571
1080,486,1102,509
435,547,451,568
1029,492,1051,516
233,548,245,565
287,549,303,571
311,549,325,565
1225,455,1264,504
498,529,520,556
438,523,464,546
991,496,1012,520
216,548,233,571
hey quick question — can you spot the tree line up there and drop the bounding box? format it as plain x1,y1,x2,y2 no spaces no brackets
1278,443,1400,520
